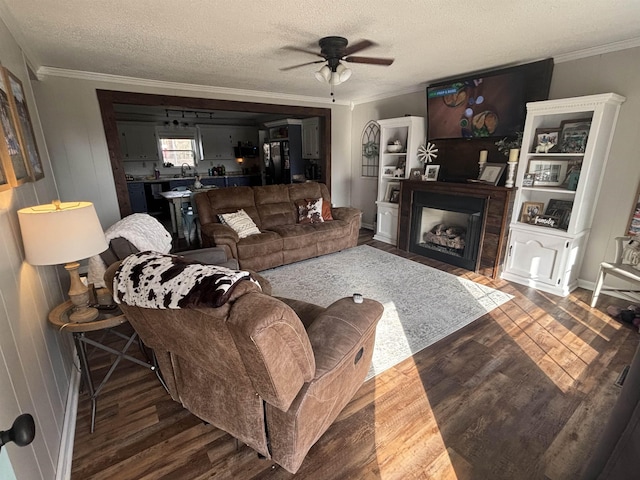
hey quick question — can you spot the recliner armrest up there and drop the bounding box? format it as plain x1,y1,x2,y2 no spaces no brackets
305,297,383,379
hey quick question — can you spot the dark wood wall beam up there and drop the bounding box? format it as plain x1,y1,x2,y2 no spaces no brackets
96,90,332,218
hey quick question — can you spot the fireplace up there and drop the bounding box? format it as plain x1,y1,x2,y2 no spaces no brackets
398,180,514,278
409,191,485,271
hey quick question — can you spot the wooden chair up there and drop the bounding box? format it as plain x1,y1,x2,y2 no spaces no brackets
591,236,640,307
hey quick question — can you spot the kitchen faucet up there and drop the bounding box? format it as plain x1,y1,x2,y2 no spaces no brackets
181,163,191,177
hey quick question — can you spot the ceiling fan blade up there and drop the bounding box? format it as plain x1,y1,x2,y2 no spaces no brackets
344,56,395,66
280,59,325,71
343,39,376,56
281,45,324,58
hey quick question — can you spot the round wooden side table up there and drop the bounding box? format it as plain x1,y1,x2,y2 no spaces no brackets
48,300,161,433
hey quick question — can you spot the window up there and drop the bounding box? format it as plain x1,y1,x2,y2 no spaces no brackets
361,121,380,177
156,127,199,167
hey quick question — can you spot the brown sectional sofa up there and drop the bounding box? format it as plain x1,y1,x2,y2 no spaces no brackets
195,182,362,271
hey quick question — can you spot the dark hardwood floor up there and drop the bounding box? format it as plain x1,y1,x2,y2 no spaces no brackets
71,229,640,479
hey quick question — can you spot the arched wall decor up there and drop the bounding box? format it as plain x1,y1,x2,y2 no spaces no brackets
361,120,379,177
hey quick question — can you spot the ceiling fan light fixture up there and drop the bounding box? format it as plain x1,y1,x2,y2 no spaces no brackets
336,63,352,83
314,65,331,83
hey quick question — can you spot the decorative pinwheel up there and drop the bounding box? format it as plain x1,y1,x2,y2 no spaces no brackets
417,142,438,164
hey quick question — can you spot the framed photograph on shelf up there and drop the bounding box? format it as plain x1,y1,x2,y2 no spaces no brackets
544,199,573,230
519,201,545,224
559,118,591,153
424,164,440,181
533,127,560,153
527,159,568,187
0,65,30,186
384,181,400,202
477,163,505,185
3,67,44,181
383,167,395,177
522,173,536,187
409,167,423,180
389,187,401,203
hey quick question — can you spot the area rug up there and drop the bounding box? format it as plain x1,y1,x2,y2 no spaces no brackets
261,245,513,379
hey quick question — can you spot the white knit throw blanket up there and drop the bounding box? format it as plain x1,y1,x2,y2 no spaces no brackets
88,214,173,287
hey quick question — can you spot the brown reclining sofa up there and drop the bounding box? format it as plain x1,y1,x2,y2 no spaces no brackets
195,182,361,271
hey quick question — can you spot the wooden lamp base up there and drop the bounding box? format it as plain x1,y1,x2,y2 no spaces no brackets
65,261,99,323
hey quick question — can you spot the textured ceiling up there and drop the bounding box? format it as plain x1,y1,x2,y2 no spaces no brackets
2,0,640,103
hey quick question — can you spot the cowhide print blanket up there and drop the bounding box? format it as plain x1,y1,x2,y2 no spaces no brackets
114,251,261,309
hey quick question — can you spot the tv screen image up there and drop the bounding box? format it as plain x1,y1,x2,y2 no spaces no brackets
426,59,553,141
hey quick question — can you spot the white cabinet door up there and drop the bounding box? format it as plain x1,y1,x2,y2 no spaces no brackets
505,228,569,287
374,203,398,245
199,125,234,159
118,123,159,161
302,117,320,159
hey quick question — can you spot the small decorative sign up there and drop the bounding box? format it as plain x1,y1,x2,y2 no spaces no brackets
532,215,561,228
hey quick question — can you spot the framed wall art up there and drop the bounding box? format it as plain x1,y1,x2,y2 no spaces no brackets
0,64,30,186
3,67,44,181
424,164,440,181
477,163,505,185
527,159,568,187
559,118,591,153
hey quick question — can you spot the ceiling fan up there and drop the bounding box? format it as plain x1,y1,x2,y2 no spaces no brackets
281,36,394,94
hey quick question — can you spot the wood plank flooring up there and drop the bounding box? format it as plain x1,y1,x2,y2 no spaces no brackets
71,230,640,479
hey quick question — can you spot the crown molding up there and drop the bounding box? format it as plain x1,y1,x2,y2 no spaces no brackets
554,37,640,63
350,84,426,106
35,66,351,106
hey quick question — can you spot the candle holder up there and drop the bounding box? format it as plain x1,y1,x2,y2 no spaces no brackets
505,161,518,188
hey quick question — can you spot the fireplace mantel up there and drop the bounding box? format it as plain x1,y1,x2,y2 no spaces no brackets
398,180,515,278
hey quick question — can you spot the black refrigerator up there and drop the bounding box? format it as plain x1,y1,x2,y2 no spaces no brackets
264,130,303,185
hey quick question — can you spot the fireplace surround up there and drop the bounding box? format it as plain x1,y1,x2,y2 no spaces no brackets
398,180,515,278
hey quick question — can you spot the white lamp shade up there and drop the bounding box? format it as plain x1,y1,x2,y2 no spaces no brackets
18,201,108,265
314,65,331,83
336,63,352,82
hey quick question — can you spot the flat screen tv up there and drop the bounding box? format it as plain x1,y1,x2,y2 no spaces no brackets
427,59,553,140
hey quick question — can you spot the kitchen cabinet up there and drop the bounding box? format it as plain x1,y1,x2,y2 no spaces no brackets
302,117,320,159
226,175,252,187
373,116,426,245
502,93,625,296
198,125,259,160
198,125,234,160
201,177,226,188
127,182,147,213
118,122,160,161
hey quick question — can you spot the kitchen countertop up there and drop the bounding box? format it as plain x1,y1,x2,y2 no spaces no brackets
127,173,259,183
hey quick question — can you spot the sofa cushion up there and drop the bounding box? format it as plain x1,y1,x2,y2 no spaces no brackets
254,185,297,229
322,202,333,221
270,224,319,251
295,198,324,224
195,187,261,228
219,209,261,238
236,230,284,259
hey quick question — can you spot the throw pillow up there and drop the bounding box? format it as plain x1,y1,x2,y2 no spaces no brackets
296,198,324,224
321,199,333,221
218,209,260,238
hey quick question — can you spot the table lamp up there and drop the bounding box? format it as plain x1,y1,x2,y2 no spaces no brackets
18,200,108,323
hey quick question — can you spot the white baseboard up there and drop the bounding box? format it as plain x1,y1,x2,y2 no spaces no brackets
361,222,374,230
56,368,80,480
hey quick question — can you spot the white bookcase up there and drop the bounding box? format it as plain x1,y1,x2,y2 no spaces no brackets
373,116,426,245
501,93,625,296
